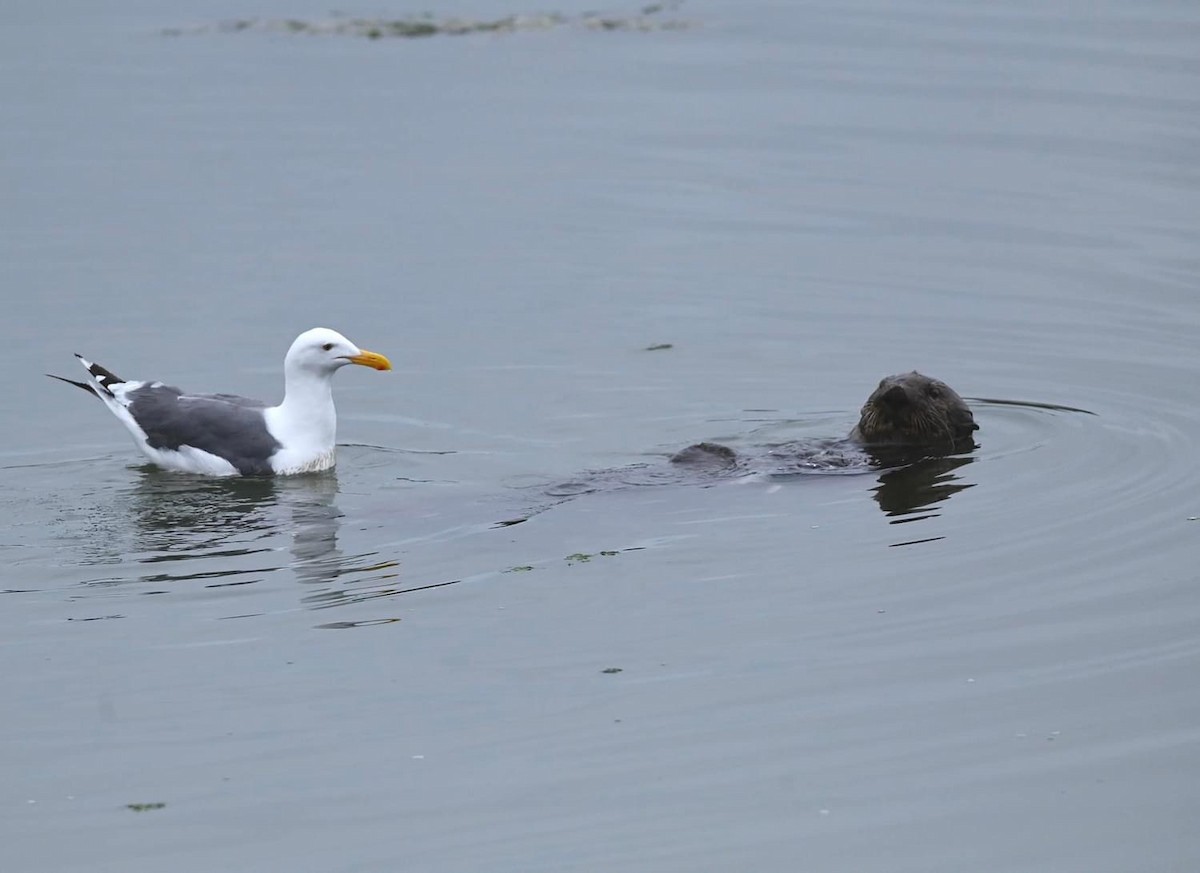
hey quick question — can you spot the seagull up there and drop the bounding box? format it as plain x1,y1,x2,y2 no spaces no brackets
50,327,392,476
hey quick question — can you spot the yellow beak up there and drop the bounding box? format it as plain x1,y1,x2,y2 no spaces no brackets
346,350,392,371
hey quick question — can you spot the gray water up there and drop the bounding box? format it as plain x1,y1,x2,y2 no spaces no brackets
4,2,1199,871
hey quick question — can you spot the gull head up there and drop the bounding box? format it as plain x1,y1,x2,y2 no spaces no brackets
285,327,392,376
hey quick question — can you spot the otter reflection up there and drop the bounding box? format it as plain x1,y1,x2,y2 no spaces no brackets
752,442,977,517
869,452,976,519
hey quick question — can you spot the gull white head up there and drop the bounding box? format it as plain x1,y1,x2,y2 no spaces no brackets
269,328,391,471
285,327,392,376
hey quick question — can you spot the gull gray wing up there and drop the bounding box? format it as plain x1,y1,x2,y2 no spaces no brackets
127,385,280,475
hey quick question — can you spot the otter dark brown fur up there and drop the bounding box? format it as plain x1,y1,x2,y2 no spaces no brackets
672,371,976,468
849,371,976,448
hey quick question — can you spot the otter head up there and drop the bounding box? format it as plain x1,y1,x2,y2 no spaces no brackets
851,371,977,449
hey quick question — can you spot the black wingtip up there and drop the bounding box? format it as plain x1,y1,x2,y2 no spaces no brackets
76,357,124,393
47,373,101,398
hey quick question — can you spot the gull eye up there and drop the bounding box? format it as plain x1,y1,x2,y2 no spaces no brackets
321,342,334,351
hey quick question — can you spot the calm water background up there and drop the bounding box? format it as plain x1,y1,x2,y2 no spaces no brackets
3,1,1199,871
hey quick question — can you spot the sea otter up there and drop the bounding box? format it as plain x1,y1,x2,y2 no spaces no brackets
672,371,977,469
849,371,977,447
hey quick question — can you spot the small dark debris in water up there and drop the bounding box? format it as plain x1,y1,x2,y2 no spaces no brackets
493,517,528,528
67,615,125,622
644,343,673,351
601,667,623,674
204,579,257,589
126,802,166,812
504,565,535,573
163,3,693,39
887,536,945,547
566,550,621,564
387,20,440,38
314,618,402,630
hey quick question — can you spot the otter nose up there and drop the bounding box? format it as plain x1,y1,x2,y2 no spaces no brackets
880,384,910,409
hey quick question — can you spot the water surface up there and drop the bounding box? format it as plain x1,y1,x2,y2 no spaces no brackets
3,1,1199,871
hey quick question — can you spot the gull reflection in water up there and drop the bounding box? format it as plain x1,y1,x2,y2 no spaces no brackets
122,468,346,591
126,470,287,589
280,473,344,586
123,468,414,613
279,474,410,611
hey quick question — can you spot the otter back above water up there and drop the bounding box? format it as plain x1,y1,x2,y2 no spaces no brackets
671,371,978,473
534,372,979,515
